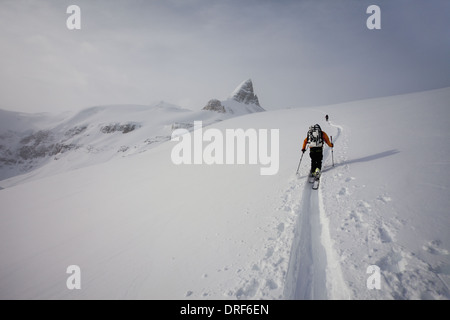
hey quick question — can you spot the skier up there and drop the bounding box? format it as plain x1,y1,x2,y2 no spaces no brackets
325,114,329,122
301,124,333,177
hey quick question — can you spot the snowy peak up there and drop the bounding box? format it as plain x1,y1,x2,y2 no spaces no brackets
230,79,261,107
202,79,265,114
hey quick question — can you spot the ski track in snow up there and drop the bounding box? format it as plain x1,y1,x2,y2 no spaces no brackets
283,178,328,299
283,122,349,299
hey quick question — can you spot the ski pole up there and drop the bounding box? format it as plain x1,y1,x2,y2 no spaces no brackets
331,136,334,167
296,151,305,175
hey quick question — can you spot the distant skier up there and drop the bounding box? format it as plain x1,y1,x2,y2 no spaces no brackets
301,124,333,177
325,114,329,122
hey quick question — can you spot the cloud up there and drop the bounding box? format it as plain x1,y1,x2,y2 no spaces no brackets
0,0,449,113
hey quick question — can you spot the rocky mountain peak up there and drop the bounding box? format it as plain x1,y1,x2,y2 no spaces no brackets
230,79,261,107
202,79,264,114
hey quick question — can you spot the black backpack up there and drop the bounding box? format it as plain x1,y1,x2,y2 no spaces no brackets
307,124,323,147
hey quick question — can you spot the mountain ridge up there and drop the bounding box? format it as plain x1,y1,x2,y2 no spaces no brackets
0,80,266,184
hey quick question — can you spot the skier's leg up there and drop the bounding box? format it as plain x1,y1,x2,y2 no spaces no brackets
310,148,320,173
317,150,323,171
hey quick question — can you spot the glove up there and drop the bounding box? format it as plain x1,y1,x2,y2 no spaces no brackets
331,143,334,148
301,149,306,153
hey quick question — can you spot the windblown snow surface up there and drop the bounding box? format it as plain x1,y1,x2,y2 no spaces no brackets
1,88,449,299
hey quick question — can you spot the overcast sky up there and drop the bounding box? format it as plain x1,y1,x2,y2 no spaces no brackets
0,0,449,113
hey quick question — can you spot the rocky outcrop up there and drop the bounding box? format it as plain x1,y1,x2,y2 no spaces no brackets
0,126,86,170
100,123,140,134
202,99,226,113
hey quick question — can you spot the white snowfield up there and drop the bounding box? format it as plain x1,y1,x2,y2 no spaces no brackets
1,87,449,300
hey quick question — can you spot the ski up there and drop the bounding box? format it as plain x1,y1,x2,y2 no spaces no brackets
312,177,320,190
312,170,321,190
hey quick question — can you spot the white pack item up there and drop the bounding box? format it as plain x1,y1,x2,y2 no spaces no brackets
308,124,323,147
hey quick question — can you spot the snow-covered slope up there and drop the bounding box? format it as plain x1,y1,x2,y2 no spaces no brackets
0,88,449,300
